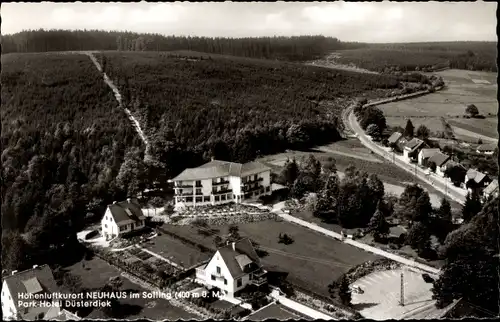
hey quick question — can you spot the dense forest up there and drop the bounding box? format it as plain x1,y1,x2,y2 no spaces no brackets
1,29,366,62
334,41,497,72
97,51,402,179
1,54,144,270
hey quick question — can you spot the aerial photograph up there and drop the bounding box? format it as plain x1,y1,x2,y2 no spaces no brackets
1,1,498,321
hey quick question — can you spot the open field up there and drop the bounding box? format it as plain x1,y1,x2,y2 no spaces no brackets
160,220,380,298
246,303,309,321
141,233,212,268
351,267,448,320
379,69,497,141
63,257,196,320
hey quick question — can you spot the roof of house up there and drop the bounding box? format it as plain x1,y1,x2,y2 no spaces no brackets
476,143,497,152
172,159,271,181
428,151,450,167
216,238,261,279
404,138,425,152
107,198,146,225
484,179,499,196
388,132,403,144
3,265,60,319
466,169,488,183
419,148,440,159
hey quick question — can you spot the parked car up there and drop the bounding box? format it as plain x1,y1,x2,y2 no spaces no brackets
422,273,434,283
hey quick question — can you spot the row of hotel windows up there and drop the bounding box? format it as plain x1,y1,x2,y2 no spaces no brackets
104,222,143,231
210,275,242,287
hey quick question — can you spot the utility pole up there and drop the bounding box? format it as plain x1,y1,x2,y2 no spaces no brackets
399,272,405,306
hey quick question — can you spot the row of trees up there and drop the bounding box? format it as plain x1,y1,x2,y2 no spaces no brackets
1,29,367,62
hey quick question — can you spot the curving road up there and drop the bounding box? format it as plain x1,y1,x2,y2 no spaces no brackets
345,105,466,205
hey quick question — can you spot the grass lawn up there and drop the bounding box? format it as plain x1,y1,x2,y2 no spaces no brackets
246,303,311,320
160,220,380,298
379,69,497,140
143,232,212,269
63,257,197,320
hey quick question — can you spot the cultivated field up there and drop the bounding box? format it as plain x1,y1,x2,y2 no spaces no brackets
63,257,196,320
379,69,498,142
160,220,380,298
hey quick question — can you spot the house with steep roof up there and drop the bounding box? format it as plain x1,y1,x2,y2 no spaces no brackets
195,238,267,298
101,198,146,240
476,143,497,155
483,179,499,201
427,151,451,176
1,265,79,321
464,169,491,193
417,148,440,166
387,132,403,147
403,138,427,162
170,159,271,208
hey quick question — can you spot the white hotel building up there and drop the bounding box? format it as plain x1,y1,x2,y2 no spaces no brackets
170,159,272,208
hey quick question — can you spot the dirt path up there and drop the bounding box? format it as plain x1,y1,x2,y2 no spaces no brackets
86,52,149,146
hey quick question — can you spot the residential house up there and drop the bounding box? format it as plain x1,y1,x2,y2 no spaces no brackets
483,179,499,200
439,159,464,179
403,138,426,162
101,198,146,240
171,159,271,208
417,148,440,166
388,226,407,244
463,169,491,193
427,151,451,176
1,265,77,321
476,143,497,155
387,131,403,148
195,238,267,298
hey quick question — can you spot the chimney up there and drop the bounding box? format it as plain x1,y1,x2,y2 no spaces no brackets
232,242,236,251
11,270,18,275
33,265,38,269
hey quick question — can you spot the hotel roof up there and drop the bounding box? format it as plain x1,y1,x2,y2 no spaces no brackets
172,160,271,181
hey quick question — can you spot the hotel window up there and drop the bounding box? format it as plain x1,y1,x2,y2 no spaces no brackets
224,278,227,285
216,266,221,274
196,180,202,186
104,224,107,228
237,278,242,287
211,275,216,281
204,196,210,202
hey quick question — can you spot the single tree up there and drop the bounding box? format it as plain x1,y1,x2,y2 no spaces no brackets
366,124,381,139
406,221,431,253
280,158,299,186
416,125,431,140
462,192,482,222
338,276,352,306
404,119,415,138
428,161,437,172
465,104,479,117
367,203,390,237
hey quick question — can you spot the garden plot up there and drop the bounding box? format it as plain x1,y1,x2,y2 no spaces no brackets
350,267,439,320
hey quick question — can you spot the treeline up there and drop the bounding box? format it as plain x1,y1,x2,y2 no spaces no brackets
1,54,144,271
1,29,367,62
335,41,497,72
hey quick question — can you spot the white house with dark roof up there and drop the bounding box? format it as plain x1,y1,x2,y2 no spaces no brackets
387,131,403,147
403,138,426,162
476,143,496,155
483,179,499,200
427,151,451,176
195,238,267,298
170,159,271,208
101,198,146,240
1,265,79,321
417,148,440,166
464,169,491,193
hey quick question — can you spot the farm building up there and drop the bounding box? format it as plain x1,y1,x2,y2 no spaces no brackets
101,198,146,240
170,159,271,209
417,148,440,166
387,131,403,147
476,143,497,155
195,238,267,298
464,169,491,193
2,265,80,321
483,179,499,200
402,138,427,162
427,151,451,176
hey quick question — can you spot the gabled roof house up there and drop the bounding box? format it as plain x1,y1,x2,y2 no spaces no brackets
195,238,267,298
403,138,426,162
464,168,491,192
476,143,496,155
417,148,440,166
101,198,146,240
387,132,403,145
1,265,78,321
483,179,499,200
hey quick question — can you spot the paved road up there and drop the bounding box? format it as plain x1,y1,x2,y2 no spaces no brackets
346,106,466,205
272,203,441,276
